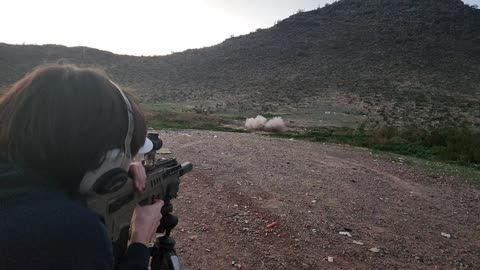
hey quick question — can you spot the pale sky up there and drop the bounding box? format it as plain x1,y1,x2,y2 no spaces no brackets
1,0,479,56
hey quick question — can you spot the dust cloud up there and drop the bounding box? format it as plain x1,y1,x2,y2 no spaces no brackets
245,115,286,132
245,115,267,130
264,117,286,132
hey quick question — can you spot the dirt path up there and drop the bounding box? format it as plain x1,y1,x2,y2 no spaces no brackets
158,130,480,270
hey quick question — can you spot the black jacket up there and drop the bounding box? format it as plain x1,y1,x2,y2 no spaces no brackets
0,163,150,270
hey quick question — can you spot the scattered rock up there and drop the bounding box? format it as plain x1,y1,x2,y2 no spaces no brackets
266,222,278,229
231,261,242,269
339,231,352,237
441,232,451,239
327,256,334,263
157,130,480,268
189,235,198,241
301,263,310,269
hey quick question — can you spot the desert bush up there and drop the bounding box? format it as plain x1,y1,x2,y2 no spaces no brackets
378,123,480,164
426,125,479,164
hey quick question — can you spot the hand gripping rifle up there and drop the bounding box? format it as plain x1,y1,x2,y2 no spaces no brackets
87,132,193,270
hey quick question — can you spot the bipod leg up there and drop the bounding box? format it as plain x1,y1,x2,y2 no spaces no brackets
151,235,180,270
150,199,180,270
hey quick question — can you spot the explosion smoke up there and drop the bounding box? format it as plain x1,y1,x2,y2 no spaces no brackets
245,115,267,130
245,115,286,132
264,117,286,132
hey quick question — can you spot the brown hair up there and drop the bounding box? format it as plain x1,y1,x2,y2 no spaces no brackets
0,64,147,192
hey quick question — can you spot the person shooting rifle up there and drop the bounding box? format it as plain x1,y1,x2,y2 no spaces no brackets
0,64,191,270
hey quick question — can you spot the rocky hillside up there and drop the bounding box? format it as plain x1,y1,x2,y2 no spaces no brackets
1,0,479,126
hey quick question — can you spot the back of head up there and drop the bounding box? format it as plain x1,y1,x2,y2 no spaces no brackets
0,64,147,194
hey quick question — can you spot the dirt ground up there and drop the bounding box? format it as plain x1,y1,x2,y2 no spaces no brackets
157,130,480,270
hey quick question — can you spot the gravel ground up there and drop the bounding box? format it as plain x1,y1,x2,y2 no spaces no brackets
156,130,480,270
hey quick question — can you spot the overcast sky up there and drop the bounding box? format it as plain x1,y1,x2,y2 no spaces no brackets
1,0,479,56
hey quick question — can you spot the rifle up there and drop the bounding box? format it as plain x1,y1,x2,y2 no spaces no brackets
86,132,193,270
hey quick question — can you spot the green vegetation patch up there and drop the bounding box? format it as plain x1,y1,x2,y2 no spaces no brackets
379,152,480,185
272,123,480,168
261,112,290,118
145,104,245,132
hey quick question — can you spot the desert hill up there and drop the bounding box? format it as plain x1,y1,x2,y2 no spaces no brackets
1,0,479,126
